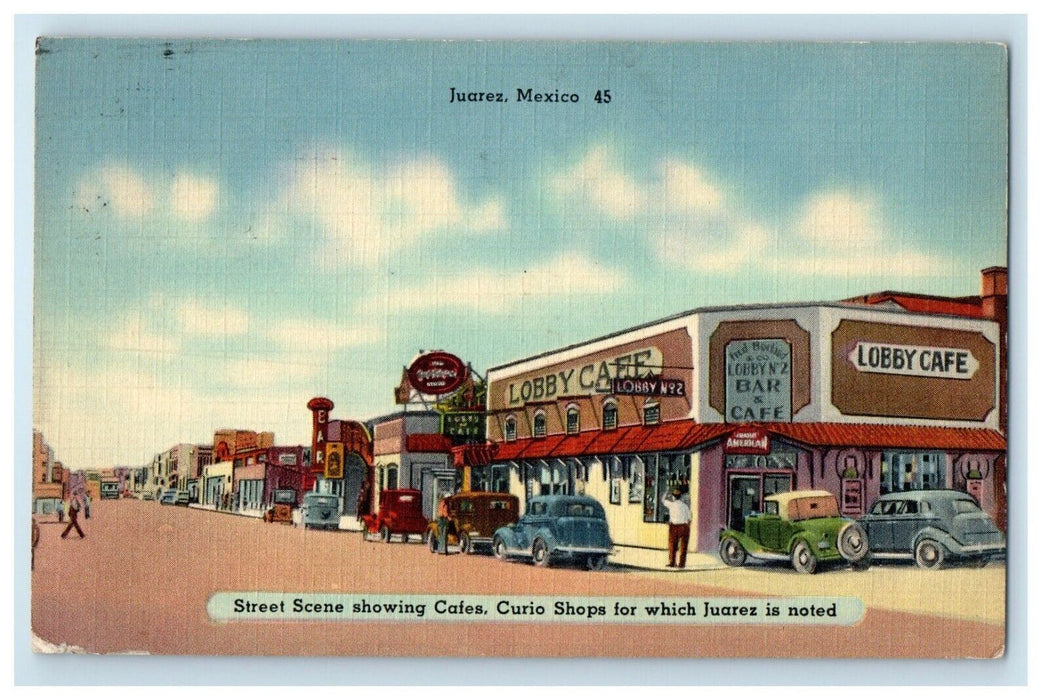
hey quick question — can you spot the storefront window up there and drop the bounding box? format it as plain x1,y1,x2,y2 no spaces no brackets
880,452,946,492
530,459,569,496
627,456,643,503
386,466,398,490
643,453,690,523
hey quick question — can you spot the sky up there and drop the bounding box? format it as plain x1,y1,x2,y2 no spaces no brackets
32,39,1008,470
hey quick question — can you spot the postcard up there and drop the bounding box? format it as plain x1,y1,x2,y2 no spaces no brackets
31,38,1008,658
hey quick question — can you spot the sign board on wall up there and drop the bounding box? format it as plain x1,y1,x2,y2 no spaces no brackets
724,339,792,422
831,320,996,421
506,346,665,406
440,412,485,439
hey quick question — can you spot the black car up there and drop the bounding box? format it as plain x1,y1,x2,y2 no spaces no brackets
858,490,1005,569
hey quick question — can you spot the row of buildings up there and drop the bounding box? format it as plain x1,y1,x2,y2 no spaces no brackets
304,267,1009,555
33,267,1008,558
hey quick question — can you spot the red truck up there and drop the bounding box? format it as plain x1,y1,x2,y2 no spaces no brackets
362,489,429,543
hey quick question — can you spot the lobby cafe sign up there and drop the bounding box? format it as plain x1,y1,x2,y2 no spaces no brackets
847,342,979,380
506,347,665,406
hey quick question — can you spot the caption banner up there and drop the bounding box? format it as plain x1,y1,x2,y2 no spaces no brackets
208,593,864,625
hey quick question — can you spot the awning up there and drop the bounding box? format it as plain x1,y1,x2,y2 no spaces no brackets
494,421,735,461
450,442,501,468
762,422,1006,451
489,420,1004,461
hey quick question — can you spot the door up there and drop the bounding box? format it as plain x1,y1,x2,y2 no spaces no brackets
342,454,366,516
728,475,761,532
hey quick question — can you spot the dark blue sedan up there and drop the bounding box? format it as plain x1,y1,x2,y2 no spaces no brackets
858,490,1005,569
492,495,614,570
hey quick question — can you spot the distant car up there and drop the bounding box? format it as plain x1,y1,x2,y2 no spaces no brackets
425,492,519,554
858,490,1005,569
141,492,154,501
264,489,298,525
300,492,341,530
159,489,179,505
175,491,190,506
718,490,870,574
491,495,614,570
362,489,429,543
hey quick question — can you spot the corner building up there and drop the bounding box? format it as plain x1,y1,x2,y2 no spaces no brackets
484,282,1005,553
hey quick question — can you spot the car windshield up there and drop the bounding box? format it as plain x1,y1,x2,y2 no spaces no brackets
787,496,840,521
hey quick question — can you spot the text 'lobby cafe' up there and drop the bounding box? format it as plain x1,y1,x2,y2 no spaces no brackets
473,275,1006,553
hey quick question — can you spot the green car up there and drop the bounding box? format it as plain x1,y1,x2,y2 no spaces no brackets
719,490,870,574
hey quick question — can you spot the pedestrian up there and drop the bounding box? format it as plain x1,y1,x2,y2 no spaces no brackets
61,495,85,539
31,518,40,570
83,493,91,519
56,501,65,523
662,487,691,568
436,496,453,555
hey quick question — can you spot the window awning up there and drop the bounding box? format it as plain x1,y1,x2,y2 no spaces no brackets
761,422,1006,451
490,421,1005,461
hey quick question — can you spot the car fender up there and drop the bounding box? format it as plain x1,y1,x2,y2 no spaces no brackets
909,526,963,556
788,531,824,557
492,525,519,553
531,526,559,551
719,528,764,555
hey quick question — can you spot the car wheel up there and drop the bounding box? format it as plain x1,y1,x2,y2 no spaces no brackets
532,539,551,567
837,523,870,562
402,533,409,543
849,555,872,572
426,530,438,553
459,532,472,555
493,536,508,561
583,554,607,571
914,539,944,569
361,528,369,542
719,536,747,567
791,540,818,574
379,525,391,543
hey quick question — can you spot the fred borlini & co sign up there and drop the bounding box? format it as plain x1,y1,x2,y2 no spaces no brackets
848,342,979,380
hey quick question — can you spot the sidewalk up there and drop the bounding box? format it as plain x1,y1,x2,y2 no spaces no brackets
610,545,724,572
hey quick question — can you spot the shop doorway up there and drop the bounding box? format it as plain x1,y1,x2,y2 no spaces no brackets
726,471,793,531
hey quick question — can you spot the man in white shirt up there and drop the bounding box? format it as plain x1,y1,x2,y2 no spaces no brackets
662,487,691,568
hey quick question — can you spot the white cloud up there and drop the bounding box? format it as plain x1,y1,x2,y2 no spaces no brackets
171,173,218,222
175,300,250,338
75,164,154,218
551,146,728,222
365,253,624,314
105,312,179,355
282,147,507,268
551,145,646,220
796,191,883,246
658,225,771,273
661,159,724,215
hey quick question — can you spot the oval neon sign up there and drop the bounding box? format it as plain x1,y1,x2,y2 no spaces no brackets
407,352,468,395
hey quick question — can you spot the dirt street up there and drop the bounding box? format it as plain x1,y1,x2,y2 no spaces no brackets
31,499,1005,657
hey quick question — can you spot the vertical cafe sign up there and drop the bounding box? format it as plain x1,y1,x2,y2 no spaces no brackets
725,339,792,422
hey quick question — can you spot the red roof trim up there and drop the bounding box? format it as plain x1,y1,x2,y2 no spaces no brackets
491,421,1004,460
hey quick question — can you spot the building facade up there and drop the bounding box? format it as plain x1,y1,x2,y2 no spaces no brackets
371,411,456,521
483,275,1005,553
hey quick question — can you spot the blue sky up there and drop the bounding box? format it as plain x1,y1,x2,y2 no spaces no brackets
33,39,1008,469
